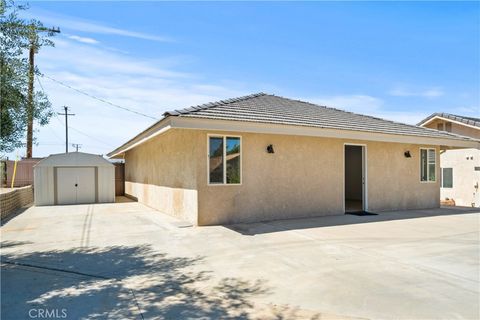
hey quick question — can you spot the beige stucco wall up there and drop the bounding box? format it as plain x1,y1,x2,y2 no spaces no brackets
196,132,343,225
124,129,199,224
365,141,440,212
124,128,441,225
194,130,440,225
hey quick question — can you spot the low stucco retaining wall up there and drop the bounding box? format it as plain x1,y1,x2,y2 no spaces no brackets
124,129,199,224
0,186,33,220
125,182,198,224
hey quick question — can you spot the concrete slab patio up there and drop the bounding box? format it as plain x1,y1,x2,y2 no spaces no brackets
1,200,479,319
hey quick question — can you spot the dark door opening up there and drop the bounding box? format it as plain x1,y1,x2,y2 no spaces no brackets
345,145,364,213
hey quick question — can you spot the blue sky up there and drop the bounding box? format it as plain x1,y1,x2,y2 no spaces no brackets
11,1,480,158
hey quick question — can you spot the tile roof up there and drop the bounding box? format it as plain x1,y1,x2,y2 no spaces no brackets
164,93,476,141
417,112,480,128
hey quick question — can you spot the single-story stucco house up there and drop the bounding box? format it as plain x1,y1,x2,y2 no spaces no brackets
418,113,480,207
108,93,479,225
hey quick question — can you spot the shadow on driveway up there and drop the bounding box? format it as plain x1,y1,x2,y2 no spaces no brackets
226,206,479,236
1,244,324,319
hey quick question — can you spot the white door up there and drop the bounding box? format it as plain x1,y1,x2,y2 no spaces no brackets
57,167,96,205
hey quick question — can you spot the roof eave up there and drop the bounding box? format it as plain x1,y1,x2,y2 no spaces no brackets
171,117,480,149
108,115,479,158
418,114,480,130
107,117,173,158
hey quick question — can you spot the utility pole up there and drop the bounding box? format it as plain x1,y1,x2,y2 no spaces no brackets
58,106,75,153
26,25,60,158
72,143,82,152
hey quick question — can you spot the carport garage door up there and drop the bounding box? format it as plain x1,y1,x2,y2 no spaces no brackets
57,167,96,205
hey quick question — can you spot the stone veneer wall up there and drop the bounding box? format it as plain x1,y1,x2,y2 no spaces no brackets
1,186,33,220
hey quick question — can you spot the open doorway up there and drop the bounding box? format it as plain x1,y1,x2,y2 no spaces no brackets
344,144,366,213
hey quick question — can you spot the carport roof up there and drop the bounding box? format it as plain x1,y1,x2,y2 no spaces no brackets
108,93,479,157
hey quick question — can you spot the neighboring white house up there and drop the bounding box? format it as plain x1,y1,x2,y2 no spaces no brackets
418,113,480,207
34,152,115,206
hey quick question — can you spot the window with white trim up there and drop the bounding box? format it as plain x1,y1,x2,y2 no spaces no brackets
420,148,436,182
208,136,241,184
441,168,453,188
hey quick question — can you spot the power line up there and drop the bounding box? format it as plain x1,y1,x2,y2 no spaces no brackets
46,125,64,143
37,77,68,147
41,74,158,120
36,143,65,146
36,142,108,149
69,126,115,148
37,74,122,151
36,76,46,92
53,114,114,148
36,78,64,143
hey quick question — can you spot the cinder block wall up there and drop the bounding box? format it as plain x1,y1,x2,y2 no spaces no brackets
0,186,33,220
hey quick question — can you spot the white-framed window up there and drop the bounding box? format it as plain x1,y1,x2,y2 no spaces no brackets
441,168,453,188
208,135,241,185
420,148,436,182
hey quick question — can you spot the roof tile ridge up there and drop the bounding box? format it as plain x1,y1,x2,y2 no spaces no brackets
268,93,420,127
418,112,480,127
268,94,477,139
163,92,267,116
442,112,480,123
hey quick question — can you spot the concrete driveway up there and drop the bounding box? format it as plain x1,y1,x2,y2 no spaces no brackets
1,200,479,320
